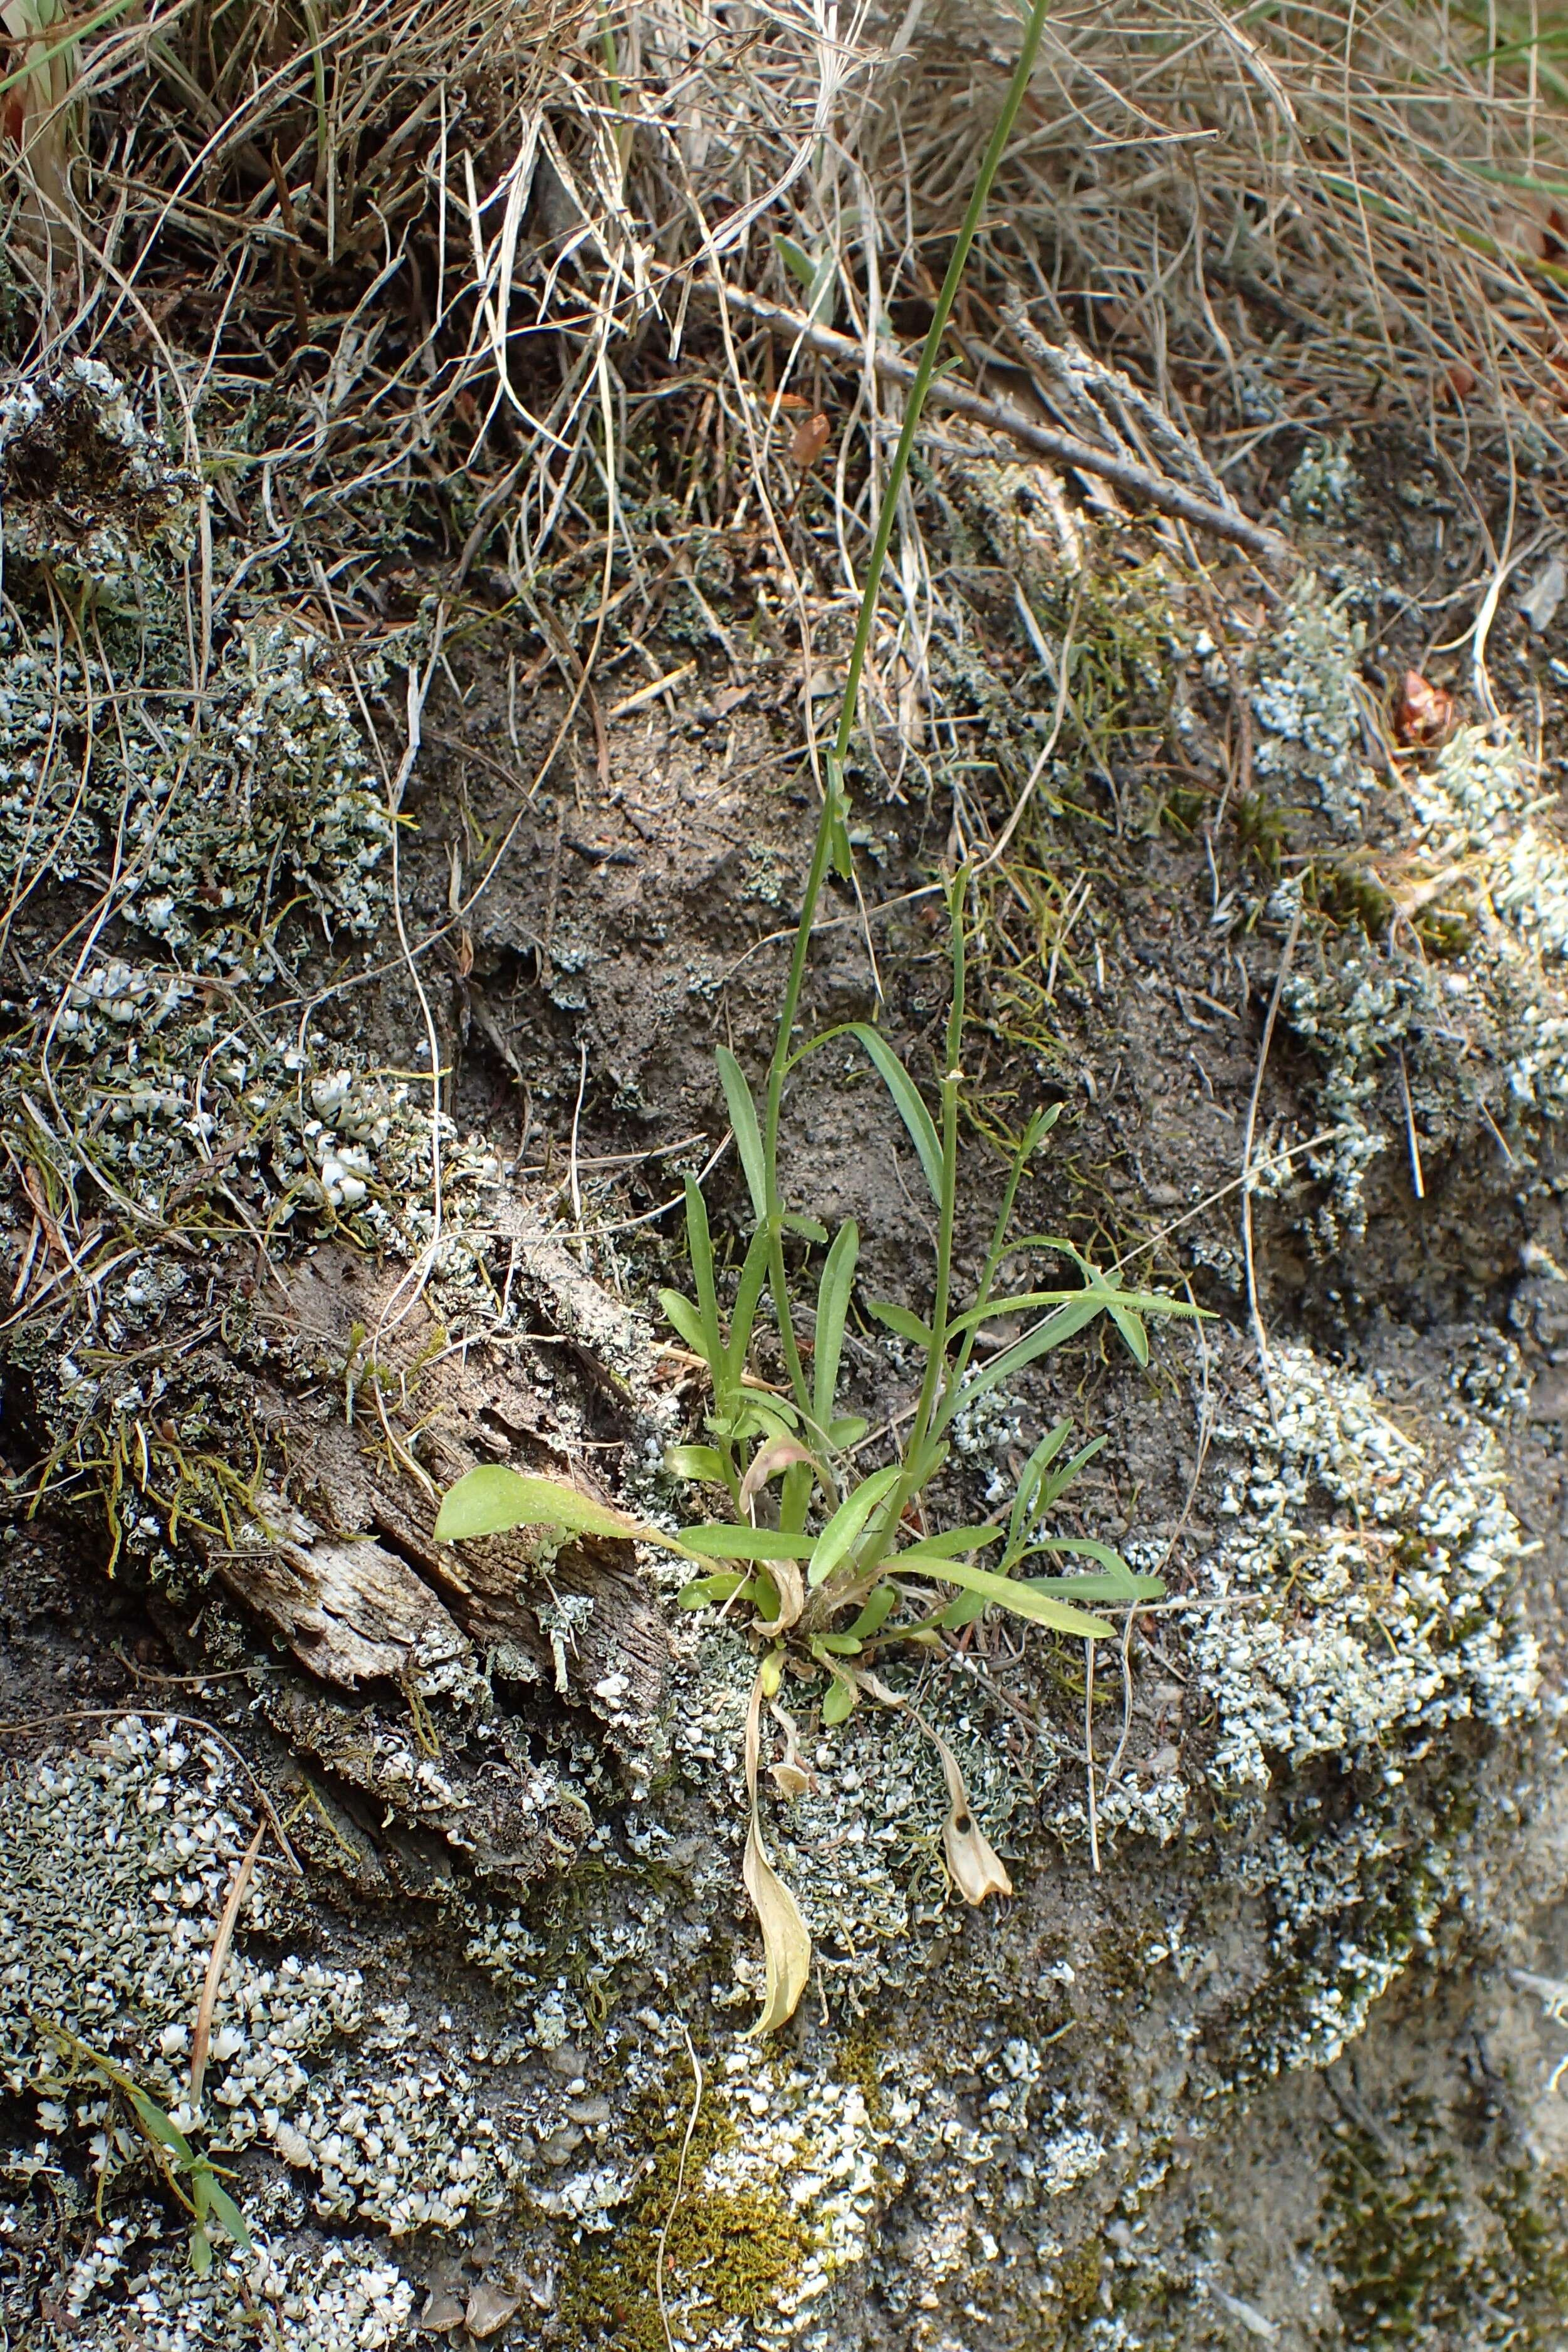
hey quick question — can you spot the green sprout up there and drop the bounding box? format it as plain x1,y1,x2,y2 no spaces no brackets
39,2027,252,2277
434,0,1196,2027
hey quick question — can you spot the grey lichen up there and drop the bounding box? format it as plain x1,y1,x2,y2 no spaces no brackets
1250,576,1376,835
1196,1341,1538,1799
1191,1340,1538,2072
0,1718,511,2269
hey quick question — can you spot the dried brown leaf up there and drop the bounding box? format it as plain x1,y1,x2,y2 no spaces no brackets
790,410,832,470
932,1727,1013,1905
742,1673,812,2033
1393,669,1453,748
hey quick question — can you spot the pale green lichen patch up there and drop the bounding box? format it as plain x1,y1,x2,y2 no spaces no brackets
0,1717,515,2319
0,357,198,591
1250,576,1374,834
1251,617,1568,1221
1188,1341,1538,2073
1195,1343,1537,1797
20,2215,417,2352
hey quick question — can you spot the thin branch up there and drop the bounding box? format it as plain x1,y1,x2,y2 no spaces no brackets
716,285,1299,567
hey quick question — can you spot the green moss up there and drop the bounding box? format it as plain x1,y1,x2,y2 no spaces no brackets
835,2025,890,2134
1327,2102,1568,2347
557,2077,812,2351
1056,2237,1103,2319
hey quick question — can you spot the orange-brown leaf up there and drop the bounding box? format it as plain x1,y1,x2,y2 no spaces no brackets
790,412,831,471
1393,669,1453,749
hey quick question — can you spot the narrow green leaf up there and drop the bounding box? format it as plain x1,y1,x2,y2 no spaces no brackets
1021,1564,1166,1603
816,1632,863,1656
1018,1536,1147,1584
664,1444,728,1484
434,1467,656,1547
683,1175,723,1370
1008,1421,1071,1553
780,1455,815,1535
828,1414,869,1448
202,2178,253,2250
808,1464,903,1587
1037,1433,1107,1513
813,1221,859,1425
822,1675,857,1725
932,1297,1104,1437
894,1524,1005,1561
843,1026,943,1203
659,1288,711,1362
903,1438,949,1489
780,1211,829,1243
867,1299,934,1347
806,248,837,325
677,1571,753,1608
725,1228,772,1389
189,2227,212,2277
679,1524,818,1562
131,2092,194,2163
774,232,817,290
715,1047,768,1222
1107,1302,1149,1366
848,1582,899,1639
728,1398,801,1443
944,1288,1078,1337
944,1283,1193,1339
908,1555,1113,1638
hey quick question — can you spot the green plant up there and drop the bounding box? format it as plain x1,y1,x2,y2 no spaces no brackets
39,2028,252,2277
433,0,1195,2029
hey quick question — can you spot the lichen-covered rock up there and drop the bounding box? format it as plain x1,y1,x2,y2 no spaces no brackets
0,357,198,591
1196,1343,1538,1801
3,341,1567,2352
1250,576,1375,835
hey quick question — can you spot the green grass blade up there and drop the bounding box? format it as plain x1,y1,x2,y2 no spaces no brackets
933,1297,1104,1437
848,1583,899,1639
202,2178,253,2251
843,1026,942,1203
1007,1421,1070,1554
664,1443,728,1483
808,1464,902,1586
726,1228,773,1389
867,1299,934,1347
774,233,817,290
659,1288,709,1361
716,1047,768,1222
894,1525,1005,1561
678,1524,818,1562
677,1571,756,1607
683,1174,723,1370
813,1220,859,1424
435,1467,657,1547
131,2091,193,2163
910,1555,1112,1639
1107,1302,1148,1366
944,1285,1199,1338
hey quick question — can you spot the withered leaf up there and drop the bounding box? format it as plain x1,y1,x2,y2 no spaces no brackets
790,411,832,471
1393,669,1453,749
741,1672,812,2032
932,1726,1013,1905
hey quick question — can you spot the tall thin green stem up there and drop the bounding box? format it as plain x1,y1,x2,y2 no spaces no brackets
758,0,1056,1362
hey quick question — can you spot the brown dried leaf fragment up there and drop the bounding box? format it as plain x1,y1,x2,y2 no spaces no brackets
1393,669,1454,748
